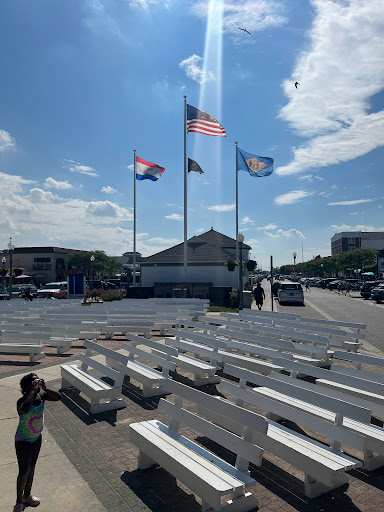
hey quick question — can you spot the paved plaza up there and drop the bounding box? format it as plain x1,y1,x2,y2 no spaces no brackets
1,296,384,511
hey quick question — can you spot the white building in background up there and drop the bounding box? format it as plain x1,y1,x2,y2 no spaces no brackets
140,228,251,297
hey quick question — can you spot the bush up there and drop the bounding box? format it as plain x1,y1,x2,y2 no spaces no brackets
99,289,125,301
272,282,281,296
229,289,240,309
55,291,67,299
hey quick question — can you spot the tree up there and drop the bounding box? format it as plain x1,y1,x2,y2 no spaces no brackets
67,251,122,277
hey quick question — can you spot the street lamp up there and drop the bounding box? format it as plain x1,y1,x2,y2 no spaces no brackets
236,232,245,310
90,255,95,291
293,251,297,268
1,256,6,292
7,238,15,300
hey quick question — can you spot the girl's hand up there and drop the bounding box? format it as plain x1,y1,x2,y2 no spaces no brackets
40,379,47,391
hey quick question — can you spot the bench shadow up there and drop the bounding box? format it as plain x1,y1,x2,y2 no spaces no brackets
0,360,38,367
119,379,162,410
121,467,202,512
59,388,118,426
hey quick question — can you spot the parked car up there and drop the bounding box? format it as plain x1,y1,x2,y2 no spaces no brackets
360,281,380,299
37,281,67,297
277,282,304,305
326,280,340,290
370,284,384,303
3,286,24,297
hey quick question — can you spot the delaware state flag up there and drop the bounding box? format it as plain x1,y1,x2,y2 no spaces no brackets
237,147,273,177
135,156,165,181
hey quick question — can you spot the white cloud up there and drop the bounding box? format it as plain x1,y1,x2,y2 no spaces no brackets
191,1,287,35
44,177,74,190
274,190,311,206
277,0,384,176
208,204,236,212
85,201,132,218
257,224,277,230
127,164,134,171
298,174,325,183
264,231,280,238
195,227,204,233
330,224,375,232
165,213,183,221
147,237,180,244
29,188,57,203
101,186,117,194
129,0,158,8
0,129,15,151
63,159,99,177
241,216,253,224
277,228,305,240
179,54,214,84
328,199,375,206
246,238,260,248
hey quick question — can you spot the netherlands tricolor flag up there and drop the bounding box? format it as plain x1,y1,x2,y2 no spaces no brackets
135,156,165,181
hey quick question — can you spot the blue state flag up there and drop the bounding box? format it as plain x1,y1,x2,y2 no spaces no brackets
237,147,273,177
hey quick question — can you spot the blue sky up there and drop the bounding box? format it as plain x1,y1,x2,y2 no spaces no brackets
0,0,383,269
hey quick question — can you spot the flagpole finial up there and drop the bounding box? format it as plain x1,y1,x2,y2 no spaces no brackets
235,141,238,146
184,95,187,100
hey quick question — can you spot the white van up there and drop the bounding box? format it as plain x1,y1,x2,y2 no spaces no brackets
37,281,67,297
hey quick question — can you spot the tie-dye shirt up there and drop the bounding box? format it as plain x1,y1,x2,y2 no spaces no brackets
15,400,45,442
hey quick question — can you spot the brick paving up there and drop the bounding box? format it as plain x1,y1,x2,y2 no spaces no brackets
43,362,384,512
2,313,384,510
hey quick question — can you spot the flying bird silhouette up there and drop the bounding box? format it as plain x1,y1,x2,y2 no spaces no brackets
239,28,251,35
294,82,300,89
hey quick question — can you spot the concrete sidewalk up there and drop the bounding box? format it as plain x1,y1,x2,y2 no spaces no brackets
0,365,106,512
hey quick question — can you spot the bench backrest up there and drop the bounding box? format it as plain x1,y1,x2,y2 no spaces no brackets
159,379,267,471
81,340,128,388
125,333,178,357
121,343,176,374
168,328,227,350
273,357,384,395
220,365,366,453
332,350,384,370
239,309,300,321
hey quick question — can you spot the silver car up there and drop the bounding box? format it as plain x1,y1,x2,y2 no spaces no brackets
278,282,304,305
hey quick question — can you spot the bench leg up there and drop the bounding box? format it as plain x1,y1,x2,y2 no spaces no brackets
364,449,384,471
138,450,156,470
304,473,349,499
57,346,68,355
61,377,72,389
266,411,282,422
30,352,45,363
202,492,258,512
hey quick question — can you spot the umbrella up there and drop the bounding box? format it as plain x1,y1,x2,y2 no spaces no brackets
15,274,31,279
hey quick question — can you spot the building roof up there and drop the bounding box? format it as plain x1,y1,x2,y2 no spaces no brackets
142,228,251,264
11,247,79,254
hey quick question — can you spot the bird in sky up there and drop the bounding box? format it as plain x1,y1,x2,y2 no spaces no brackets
239,28,251,35
294,82,300,89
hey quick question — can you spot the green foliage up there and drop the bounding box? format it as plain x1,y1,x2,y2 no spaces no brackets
99,289,125,301
67,250,122,277
279,248,379,278
272,282,281,296
229,289,240,309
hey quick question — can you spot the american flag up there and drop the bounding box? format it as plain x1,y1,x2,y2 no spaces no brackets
187,104,226,137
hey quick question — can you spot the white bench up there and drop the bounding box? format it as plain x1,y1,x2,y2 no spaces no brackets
188,322,328,366
170,329,285,376
256,371,384,471
164,330,223,385
200,364,362,498
61,340,128,414
0,343,46,362
129,378,267,512
331,350,384,384
107,334,177,397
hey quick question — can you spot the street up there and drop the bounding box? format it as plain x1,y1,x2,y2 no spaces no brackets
269,282,384,353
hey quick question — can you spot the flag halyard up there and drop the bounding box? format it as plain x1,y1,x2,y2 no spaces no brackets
187,104,226,137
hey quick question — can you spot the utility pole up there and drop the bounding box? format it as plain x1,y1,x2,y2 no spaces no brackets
270,255,274,312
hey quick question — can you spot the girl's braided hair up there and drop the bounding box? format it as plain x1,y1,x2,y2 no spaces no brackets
20,373,38,395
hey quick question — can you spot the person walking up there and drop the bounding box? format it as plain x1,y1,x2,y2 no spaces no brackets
253,282,265,310
305,280,310,292
13,373,61,512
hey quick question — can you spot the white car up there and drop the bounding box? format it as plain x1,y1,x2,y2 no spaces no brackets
278,282,304,305
37,281,67,297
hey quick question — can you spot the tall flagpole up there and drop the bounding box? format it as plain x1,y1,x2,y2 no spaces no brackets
235,141,239,263
183,95,188,279
133,149,137,287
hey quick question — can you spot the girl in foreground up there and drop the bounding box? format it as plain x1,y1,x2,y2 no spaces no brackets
14,373,61,511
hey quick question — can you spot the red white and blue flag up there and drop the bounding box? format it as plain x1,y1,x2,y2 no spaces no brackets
135,156,165,181
187,104,226,137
